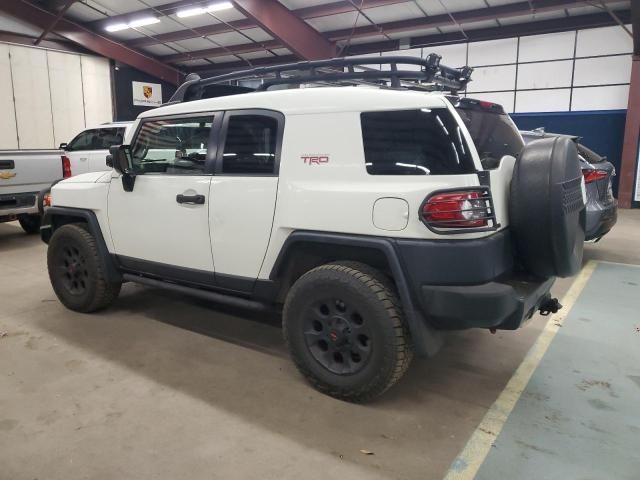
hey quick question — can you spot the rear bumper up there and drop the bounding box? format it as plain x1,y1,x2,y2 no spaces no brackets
0,192,38,220
395,229,555,331
585,201,617,241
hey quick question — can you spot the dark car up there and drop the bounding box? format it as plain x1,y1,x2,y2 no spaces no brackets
451,97,616,242
521,129,617,241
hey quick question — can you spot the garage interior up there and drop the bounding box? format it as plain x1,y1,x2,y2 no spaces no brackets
1,1,639,479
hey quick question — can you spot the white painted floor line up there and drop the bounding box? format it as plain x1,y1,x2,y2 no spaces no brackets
443,260,598,480
591,259,640,268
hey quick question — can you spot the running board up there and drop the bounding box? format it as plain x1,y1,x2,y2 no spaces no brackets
122,273,274,312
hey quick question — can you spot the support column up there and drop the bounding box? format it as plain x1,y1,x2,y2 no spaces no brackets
618,56,640,208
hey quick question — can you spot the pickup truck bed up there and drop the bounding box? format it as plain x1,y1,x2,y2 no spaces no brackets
1,149,63,232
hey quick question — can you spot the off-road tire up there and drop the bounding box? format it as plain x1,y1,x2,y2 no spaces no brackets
283,262,413,402
18,214,41,234
47,223,121,313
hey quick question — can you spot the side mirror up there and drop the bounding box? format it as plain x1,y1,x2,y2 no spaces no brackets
59,142,68,150
109,145,136,192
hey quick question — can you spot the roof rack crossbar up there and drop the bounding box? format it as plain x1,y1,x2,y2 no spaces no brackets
168,54,473,104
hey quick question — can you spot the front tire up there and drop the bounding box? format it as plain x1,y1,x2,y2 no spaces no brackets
283,262,413,402
18,214,41,234
47,224,121,313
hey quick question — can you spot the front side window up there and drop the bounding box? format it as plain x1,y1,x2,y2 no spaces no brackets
221,115,278,175
93,127,125,150
361,109,476,175
130,117,213,174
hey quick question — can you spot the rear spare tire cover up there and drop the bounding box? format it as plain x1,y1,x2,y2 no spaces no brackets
510,137,585,278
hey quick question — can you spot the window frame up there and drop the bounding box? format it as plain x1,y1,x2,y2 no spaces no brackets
214,109,285,177
128,111,223,176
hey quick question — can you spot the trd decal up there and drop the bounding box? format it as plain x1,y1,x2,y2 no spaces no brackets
301,155,329,165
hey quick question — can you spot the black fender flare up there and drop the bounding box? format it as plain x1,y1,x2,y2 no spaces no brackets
41,206,122,283
270,231,443,357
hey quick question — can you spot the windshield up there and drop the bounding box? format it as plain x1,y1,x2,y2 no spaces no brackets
455,107,524,169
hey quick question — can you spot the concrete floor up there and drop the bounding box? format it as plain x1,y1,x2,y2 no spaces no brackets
0,210,638,480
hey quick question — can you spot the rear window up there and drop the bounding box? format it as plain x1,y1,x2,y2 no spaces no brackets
360,109,476,175
455,107,524,168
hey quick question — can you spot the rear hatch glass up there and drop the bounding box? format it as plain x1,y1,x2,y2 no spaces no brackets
454,99,524,169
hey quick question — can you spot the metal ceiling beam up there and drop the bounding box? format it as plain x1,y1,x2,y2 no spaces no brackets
409,9,630,49
157,6,629,65
90,0,407,38
0,30,87,53
631,0,640,55
229,0,335,60
185,9,629,75
163,39,281,63
34,0,76,45
326,0,625,41
0,0,183,85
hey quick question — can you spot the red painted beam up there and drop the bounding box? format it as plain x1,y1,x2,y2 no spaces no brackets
230,0,335,60
0,0,183,85
618,59,640,208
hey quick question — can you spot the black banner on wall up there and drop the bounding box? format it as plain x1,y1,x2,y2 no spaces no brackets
112,62,177,121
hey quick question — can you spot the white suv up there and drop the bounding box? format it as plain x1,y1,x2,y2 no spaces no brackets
60,122,133,176
40,56,584,401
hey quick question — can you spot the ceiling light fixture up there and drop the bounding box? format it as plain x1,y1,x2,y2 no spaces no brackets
105,16,160,32
176,1,233,18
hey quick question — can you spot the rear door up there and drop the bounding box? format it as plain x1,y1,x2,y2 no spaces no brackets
209,110,283,291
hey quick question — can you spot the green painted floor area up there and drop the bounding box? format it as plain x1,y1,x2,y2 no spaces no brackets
475,262,640,480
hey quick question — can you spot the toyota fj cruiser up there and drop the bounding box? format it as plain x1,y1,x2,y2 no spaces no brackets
41,56,585,402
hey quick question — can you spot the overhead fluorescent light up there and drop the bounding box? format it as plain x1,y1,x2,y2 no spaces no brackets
176,1,233,18
105,23,130,32
105,16,160,32
128,17,161,28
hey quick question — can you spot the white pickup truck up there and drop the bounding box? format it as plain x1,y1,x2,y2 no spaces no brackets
0,149,66,233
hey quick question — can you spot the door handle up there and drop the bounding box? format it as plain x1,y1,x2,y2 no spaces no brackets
176,193,205,204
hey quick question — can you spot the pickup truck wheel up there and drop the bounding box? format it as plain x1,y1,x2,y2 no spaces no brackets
283,262,413,402
18,214,41,234
47,224,121,313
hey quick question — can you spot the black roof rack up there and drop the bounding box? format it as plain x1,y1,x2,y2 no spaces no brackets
168,54,473,104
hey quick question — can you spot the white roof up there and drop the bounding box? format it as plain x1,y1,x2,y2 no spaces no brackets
138,87,450,119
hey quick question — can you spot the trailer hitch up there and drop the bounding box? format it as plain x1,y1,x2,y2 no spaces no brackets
539,297,562,316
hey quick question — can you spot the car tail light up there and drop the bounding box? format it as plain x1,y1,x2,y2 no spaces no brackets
421,189,496,231
43,192,52,207
582,169,608,184
62,155,72,178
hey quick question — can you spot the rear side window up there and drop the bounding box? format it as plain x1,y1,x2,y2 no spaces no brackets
361,109,475,175
221,114,278,175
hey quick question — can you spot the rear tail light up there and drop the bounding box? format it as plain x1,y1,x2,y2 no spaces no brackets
43,192,52,207
582,169,608,184
421,188,498,232
61,155,72,178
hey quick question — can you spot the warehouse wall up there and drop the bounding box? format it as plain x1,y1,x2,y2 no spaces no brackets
0,43,113,150
353,24,632,191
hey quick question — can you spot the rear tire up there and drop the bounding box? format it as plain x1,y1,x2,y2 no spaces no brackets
47,223,121,313
283,262,413,402
18,214,41,234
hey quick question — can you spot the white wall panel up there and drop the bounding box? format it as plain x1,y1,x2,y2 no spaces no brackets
47,51,86,147
515,89,571,113
81,55,113,128
518,31,575,62
467,64,516,92
517,60,573,89
10,45,54,149
427,43,467,67
468,38,517,66
380,48,422,70
466,91,515,113
0,44,18,149
571,85,629,111
576,25,633,57
573,55,632,86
